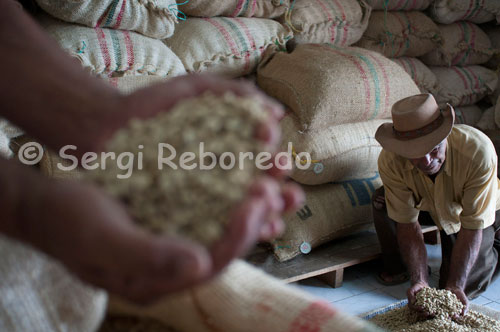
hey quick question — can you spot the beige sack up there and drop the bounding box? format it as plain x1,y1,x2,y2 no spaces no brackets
421,22,494,66
108,260,382,332
355,11,441,58
281,115,384,185
429,0,500,24
180,0,290,18
0,235,107,332
273,175,381,262
364,0,431,10
165,17,292,78
477,106,497,131
34,0,177,39
281,0,371,46
454,105,483,126
391,57,440,95
105,75,167,94
485,26,500,70
39,15,186,78
431,65,497,107
257,44,420,131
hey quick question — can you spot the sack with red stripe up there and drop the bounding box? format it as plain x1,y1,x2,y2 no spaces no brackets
355,11,441,58
281,0,371,46
430,0,500,24
280,114,384,185
35,0,177,39
431,65,497,107
165,17,292,78
272,175,381,262
107,260,383,332
421,22,494,66
364,0,431,10
391,57,440,95
453,105,483,126
180,0,290,18
39,15,186,78
257,44,420,131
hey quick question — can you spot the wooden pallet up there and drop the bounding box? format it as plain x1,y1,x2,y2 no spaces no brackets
247,226,439,288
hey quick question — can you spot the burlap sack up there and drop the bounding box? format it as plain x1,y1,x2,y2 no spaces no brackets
391,57,440,95
180,0,290,18
364,0,431,10
280,0,371,46
0,235,107,332
420,22,494,66
355,11,441,58
431,65,497,107
430,0,500,24
165,17,291,78
453,105,483,126
273,175,381,262
281,115,384,185
477,106,497,131
108,260,383,332
485,26,500,70
39,15,186,78
0,120,23,159
257,44,420,131
34,0,177,39
105,75,167,94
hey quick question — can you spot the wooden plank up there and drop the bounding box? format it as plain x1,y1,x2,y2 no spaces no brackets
318,269,344,288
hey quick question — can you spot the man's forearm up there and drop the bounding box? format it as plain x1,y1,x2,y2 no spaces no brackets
446,228,482,290
397,222,428,285
0,1,122,153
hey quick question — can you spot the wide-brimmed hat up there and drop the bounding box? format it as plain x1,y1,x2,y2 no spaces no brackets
375,94,455,159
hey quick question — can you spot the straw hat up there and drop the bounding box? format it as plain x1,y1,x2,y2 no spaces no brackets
375,94,455,159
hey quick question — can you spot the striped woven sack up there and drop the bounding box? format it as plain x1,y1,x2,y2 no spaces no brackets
477,106,497,130
257,44,420,131
391,57,440,95
431,65,498,107
485,26,500,71
34,0,177,39
272,175,381,262
39,15,186,78
364,0,431,10
430,0,500,24
180,0,290,18
281,0,371,46
165,17,292,78
355,11,441,58
105,76,167,94
420,22,494,66
0,235,107,332
281,115,384,185
108,260,384,332
453,105,483,126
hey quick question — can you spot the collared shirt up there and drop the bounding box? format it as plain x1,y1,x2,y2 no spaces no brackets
379,125,500,235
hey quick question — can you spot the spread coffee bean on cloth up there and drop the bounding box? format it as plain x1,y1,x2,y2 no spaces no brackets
87,92,272,247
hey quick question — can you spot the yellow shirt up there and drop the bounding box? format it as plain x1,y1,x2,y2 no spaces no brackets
379,125,500,235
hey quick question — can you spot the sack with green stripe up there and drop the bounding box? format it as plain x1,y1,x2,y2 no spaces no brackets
430,0,500,24
431,65,498,107
272,175,381,262
165,17,292,78
355,11,441,58
421,22,494,66
39,15,186,78
364,0,431,10
35,0,177,39
453,105,483,126
391,57,440,95
280,114,384,185
180,0,290,18
257,44,420,131
281,0,371,46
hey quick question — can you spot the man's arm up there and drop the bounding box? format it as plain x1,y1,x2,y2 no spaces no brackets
445,228,482,315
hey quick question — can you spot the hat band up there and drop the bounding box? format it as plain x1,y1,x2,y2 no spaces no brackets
392,112,444,141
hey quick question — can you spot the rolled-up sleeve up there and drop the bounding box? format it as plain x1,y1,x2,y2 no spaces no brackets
378,152,419,224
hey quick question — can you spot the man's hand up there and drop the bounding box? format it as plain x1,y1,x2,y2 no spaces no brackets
407,281,433,317
446,286,469,318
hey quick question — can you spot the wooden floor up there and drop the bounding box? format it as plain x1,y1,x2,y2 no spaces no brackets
247,226,439,288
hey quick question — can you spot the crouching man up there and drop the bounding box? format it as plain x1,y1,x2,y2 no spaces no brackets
372,93,500,315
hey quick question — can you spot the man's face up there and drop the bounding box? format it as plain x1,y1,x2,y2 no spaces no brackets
408,140,447,175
